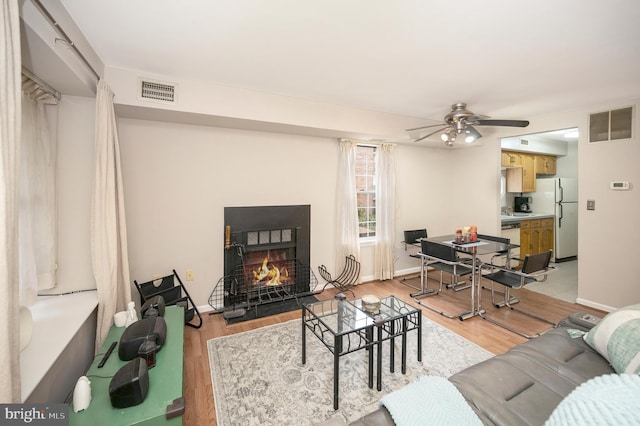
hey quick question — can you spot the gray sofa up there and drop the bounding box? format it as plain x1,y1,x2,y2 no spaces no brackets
351,316,613,426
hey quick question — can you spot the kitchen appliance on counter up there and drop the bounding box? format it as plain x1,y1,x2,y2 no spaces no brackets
530,178,578,261
514,196,533,213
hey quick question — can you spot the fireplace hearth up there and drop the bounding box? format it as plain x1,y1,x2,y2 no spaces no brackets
209,205,318,317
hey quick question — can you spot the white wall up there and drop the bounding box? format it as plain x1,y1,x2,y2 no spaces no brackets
116,119,456,307
50,93,640,312
578,99,640,310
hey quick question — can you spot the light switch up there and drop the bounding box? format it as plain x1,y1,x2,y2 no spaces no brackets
186,270,194,281
587,200,596,210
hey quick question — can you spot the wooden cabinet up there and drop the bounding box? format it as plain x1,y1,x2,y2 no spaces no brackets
503,151,536,192
503,150,557,193
501,151,522,167
535,155,557,175
520,218,554,258
521,154,536,192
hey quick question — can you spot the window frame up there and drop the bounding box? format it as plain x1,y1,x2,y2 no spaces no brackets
355,144,377,243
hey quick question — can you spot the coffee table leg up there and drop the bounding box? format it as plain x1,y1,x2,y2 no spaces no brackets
367,327,373,389
417,314,422,362
334,335,341,410
377,326,383,391
390,320,395,373
301,308,306,365
402,317,408,374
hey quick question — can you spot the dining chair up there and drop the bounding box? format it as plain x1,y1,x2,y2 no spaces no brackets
476,234,519,307
412,240,474,318
399,228,428,291
479,250,557,338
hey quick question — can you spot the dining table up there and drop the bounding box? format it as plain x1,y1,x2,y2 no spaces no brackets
415,234,520,320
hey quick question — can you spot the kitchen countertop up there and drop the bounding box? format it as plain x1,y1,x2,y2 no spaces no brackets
501,213,555,224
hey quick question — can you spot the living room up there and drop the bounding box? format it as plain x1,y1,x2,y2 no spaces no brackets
4,0,640,424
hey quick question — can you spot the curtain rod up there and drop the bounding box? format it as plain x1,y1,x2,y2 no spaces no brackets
30,0,100,81
22,67,61,101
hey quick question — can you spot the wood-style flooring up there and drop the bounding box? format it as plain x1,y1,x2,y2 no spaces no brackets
182,273,606,425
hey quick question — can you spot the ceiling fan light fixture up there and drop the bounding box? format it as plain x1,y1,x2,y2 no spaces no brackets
464,126,482,143
441,132,450,142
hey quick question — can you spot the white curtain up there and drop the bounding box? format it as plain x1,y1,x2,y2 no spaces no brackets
335,139,360,277
0,0,22,403
19,79,58,306
92,80,132,352
374,143,397,280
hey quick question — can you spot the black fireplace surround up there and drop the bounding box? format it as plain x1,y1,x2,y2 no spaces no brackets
213,205,316,312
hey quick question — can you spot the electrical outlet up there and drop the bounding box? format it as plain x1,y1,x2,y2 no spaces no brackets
186,270,194,281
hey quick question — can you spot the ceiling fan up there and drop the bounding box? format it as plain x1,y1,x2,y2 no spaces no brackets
406,102,530,146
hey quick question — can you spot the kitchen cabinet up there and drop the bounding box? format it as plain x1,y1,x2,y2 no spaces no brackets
521,154,536,192
501,151,523,167
520,218,554,257
535,155,557,175
503,151,557,192
503,151,536,193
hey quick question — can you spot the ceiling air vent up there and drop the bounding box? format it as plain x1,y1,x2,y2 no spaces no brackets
589,106,633,143
138,78,177,104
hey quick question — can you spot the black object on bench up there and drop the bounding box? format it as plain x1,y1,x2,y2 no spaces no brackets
134,269,202,329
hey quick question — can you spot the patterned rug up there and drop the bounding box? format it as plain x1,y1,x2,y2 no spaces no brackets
208,316,493,425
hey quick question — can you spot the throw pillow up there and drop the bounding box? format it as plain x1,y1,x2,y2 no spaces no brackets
583,304,640,374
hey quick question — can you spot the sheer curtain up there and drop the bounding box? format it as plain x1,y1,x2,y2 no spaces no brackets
1,0,22,403
19,78,59,306
374,143,397,280
335,139,360,277
92,80,132,352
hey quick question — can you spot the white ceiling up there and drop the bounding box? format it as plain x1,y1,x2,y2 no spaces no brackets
50,1,640,128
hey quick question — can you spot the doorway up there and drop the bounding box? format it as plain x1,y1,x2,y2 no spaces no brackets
500,128,579,302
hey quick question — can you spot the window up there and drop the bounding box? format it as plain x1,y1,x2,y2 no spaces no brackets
356,145,376,238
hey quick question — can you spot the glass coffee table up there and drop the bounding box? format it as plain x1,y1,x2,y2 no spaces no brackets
302,294,421,409
302,296,376,410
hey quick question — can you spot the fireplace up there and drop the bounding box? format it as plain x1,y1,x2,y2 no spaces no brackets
209,205,318,316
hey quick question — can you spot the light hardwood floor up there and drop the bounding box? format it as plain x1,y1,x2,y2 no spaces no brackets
183,273,606,425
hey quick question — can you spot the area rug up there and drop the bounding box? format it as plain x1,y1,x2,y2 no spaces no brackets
208,316,493,425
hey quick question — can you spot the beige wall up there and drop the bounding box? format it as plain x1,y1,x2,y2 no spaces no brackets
52,91,640,312
116,119,457,307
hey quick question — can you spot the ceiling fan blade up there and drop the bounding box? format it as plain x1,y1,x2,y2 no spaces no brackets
406,123,450,132
475,119,530,128
413,126,450,143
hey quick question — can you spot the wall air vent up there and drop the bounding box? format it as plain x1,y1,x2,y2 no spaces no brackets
138,78,177,104
589,106,633,143
520,139,529,145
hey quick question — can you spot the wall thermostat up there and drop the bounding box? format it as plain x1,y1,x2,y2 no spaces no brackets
610,181,630,190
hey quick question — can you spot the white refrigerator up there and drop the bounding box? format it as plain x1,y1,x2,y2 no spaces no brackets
530,178,578,261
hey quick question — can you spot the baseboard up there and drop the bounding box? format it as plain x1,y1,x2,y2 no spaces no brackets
394,266,421,277
575,298,615,313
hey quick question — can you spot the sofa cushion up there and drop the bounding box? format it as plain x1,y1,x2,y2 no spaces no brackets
510,328,615,384
584,304,640,374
